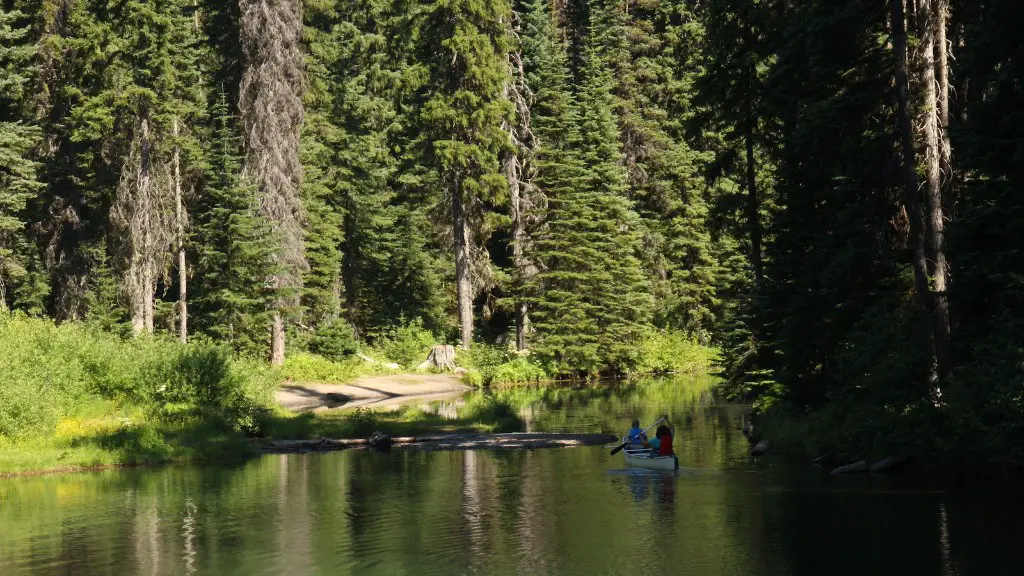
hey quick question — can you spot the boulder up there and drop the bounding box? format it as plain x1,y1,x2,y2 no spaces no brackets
831,460,868,474
751,440,772,456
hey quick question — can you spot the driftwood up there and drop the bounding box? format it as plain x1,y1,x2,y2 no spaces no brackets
417,345,457,371
869,455,913,473
259,433,618,454
831,460,868,474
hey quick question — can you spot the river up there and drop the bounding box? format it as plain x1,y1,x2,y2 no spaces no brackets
2,375,1021,575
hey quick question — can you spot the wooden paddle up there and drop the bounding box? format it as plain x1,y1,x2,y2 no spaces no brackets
609,417,665,456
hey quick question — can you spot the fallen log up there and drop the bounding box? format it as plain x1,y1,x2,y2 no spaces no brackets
831,460,868,474
259,432,618,454
869,454,913,473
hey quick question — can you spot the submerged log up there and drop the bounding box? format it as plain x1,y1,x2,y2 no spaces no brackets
831,460,868,474
260,433,617,454
417,345,458,371
869,455,912,473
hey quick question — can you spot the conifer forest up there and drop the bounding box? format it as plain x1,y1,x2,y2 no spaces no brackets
2,0,1024,468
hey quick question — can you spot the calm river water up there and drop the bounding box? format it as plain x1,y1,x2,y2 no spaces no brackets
2,376,1022,575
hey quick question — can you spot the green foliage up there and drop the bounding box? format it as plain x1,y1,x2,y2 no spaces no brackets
0,7,42,310
279,352,379,384
309,319,359,361
192,91,278,356
0,315,277,440
633,330,719,376
373,318,437,369
461,343,551,386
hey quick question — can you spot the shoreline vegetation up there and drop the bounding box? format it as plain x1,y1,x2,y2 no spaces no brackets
0,314,716,477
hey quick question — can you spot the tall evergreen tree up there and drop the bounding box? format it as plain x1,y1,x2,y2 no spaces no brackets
421,0,514,348
530,22,652,374
0,6,42,311
192,90,277,354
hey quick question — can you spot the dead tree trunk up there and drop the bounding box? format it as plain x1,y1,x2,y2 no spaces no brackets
914,0,953,387
504,16,538,352
173,118,187,343
115,117,170,336
239,0,307,365
891,0,933,331
453,177,474,349
935,0,953,213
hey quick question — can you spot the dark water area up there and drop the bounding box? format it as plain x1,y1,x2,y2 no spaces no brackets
2,375,1022,575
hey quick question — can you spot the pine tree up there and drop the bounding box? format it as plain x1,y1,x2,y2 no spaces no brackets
0,6,42,311
192,91,277,355
530,22,652,374
421,0,514,348
300,0,346,337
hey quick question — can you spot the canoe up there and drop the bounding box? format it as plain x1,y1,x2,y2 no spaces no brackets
623,448,677,471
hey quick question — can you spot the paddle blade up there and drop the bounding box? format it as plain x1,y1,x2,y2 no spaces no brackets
609,441,629,456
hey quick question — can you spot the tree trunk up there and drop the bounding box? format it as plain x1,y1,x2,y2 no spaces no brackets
915,0,953,387
173,118,187,344
935,0,953,212
452,179,474,349
508,159,529,351
271,311,285,366
891,0,933,324
504,23,536,352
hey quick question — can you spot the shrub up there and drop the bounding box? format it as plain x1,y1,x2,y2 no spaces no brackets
0,314,277,439
634,329,718,375
376,318,437,368
309,319,358,361
280,352,373,383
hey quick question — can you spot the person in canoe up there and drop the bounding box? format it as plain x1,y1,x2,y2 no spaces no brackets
623,419,648,448
650,416,679,469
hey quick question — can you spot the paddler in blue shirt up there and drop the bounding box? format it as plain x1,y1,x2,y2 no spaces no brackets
623,419,648,448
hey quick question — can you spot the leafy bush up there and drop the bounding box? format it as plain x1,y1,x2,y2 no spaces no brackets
309,319,358,361
0,314,277,439
280,352,377,383
634,329,719,375
375,318,437,368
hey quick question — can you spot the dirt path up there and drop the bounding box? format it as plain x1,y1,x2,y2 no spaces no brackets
275,373,471,412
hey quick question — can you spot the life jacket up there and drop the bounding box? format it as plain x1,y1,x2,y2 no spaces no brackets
655,425,674,456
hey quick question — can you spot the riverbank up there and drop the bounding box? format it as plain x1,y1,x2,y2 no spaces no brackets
257,432,618,453
275,374,470,411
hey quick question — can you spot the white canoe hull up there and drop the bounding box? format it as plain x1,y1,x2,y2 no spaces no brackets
623,449,677,471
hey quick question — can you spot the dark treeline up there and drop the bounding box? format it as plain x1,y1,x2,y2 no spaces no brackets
1,0,1022,464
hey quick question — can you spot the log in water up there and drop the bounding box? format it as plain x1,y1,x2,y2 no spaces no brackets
260,432,618,453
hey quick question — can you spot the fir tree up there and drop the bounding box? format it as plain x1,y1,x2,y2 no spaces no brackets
0,6,42,310
421,0,514,348
239,0,307,364
530,23,652,374
192,91,277,355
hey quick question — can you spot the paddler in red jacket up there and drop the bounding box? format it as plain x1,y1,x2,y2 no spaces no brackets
653,415,679,470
